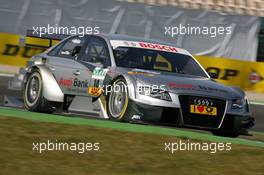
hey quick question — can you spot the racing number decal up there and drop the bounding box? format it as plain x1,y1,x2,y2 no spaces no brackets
88,67,108,96
92,67,108,80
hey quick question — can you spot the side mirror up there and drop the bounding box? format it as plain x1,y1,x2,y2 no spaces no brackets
208,72,218,79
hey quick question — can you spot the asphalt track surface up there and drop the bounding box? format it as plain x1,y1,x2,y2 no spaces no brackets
0,76,263,132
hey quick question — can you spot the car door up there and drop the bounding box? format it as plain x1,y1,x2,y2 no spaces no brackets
45,36,92,96
77,36,111,97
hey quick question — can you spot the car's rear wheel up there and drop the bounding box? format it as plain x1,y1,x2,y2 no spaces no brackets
24,70,52,113
212,131,239,138
107,78,129,121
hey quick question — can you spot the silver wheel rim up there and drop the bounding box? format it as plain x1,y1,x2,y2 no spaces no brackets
26,73,41,106
108,81,127,119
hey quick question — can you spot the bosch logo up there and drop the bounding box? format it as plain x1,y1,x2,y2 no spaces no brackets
193,98,213,106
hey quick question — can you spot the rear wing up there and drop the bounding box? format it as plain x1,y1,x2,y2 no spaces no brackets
24,30,70,49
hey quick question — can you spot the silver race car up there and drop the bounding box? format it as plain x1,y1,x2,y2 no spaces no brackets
19,31,254,137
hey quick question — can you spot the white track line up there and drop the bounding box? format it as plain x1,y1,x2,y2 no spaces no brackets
0,73,15,78
249,101,264,106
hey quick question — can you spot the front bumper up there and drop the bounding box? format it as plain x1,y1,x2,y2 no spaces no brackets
217,114,255,134
128,99,254,133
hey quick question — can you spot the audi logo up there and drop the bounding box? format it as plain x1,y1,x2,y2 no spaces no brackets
193,98,214,106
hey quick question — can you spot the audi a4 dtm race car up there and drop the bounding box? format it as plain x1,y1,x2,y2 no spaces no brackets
18,31,254,137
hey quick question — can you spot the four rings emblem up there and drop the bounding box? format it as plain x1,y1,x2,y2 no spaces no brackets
193,98,214,106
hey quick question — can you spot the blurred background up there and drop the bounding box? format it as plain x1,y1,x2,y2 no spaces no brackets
0,2,264,174
0,0,264,98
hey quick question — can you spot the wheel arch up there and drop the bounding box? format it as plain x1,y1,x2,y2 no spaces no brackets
230,86,246,97
107,74,137,100
25,65,64,103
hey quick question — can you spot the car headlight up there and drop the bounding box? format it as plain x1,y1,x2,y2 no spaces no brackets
138,86,172,101
232,97,248,109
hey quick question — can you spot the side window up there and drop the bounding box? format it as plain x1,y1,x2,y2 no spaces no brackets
48,42,64,56
80,37,110,66
49,36,85,59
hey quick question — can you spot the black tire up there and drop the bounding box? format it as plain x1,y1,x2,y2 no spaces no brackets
212,131,239,138
24,70,53,113
106,77,130,121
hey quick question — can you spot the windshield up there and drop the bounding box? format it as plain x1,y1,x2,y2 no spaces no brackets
113,47,208,77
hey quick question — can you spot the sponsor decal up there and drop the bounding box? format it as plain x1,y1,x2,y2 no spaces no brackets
190,105,217,116
73,78,89,88
195,55,264,93
88,87,102,96
167,82,228,94
92,67,108,80
206,67,239,80
59,77,73,87
248,70,263,84
59,77,89,89
0,33,58,67
2,44,45,58
138,42,177,53
190,98,217,116
168,82,194,89
110,40,181,54
131,115,141,120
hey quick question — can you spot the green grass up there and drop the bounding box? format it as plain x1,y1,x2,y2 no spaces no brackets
0,71,15,75
0,108,263,147
249,100,264,104
0,116,264,175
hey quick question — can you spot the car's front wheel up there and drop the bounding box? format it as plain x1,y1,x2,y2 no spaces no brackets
107,78,129,121
24,70,52,113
